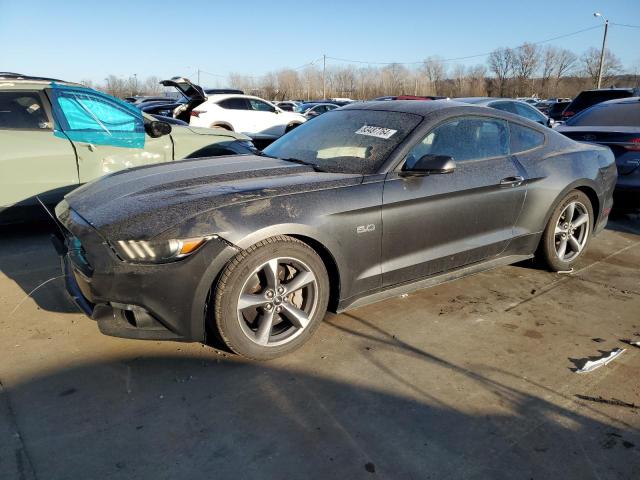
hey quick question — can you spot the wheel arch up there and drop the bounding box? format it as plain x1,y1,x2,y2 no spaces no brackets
288,234,341,312
541,179,601,231
285,122,302,133
574,185,600,226
210,121,234,131
226,224,345,313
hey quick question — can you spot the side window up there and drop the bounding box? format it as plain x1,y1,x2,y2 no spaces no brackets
218,98,249,110
514,103,545,123
490,101,518,115
50,87,144,148
249,99,275,112
405,116,509,168
510,123,545,153
0,91,50,129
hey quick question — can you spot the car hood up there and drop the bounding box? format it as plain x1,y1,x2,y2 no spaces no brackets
62,155,362,241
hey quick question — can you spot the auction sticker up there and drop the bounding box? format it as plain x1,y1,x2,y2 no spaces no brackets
355,125,397,139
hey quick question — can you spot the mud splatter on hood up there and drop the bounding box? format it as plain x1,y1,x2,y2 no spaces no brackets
63,155,362,240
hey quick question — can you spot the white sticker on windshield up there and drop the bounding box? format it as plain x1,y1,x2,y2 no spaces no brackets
355,125,397,139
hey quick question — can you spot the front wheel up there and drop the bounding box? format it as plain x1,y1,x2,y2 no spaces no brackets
539,190,593,271
213,236,329,360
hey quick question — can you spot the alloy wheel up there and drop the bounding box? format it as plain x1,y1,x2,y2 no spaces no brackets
554,201,589,262
236,257,318,346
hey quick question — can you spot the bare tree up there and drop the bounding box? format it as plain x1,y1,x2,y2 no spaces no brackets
275,69,300,100
421,56,446,95
103,75,129,98
467,65,488,96
539,46,559,97
581,47,623,87
260,72,278,100
381,63,408,95
450,64,467,97
333,66,357,98
513,42,540,96
141,76,163,96
488,47,515,96
554,48,577,82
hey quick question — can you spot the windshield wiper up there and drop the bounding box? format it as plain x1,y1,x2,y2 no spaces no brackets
260,153,327,173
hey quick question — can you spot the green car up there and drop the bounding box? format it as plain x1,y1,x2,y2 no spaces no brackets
0,73,255,223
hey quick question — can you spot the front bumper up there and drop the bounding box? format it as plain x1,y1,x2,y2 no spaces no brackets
54,204,238,342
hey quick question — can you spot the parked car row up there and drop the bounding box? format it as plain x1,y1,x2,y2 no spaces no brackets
556,97,640,211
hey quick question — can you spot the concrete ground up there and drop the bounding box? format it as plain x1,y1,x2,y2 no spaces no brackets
0,215,639,480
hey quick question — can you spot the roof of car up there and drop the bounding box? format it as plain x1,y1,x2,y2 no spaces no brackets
597,96,640,106
205,93,273,103
341,99,472,115
580,87,640,93
0,72,81,89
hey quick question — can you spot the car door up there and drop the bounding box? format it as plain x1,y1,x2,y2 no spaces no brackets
216,97,253,133
381,115,527,286
0,90,78,209
248,98,283,138
47,86,172,183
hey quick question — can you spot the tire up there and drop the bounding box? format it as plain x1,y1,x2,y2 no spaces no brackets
539,190,594,271
213,235,329,360
285,123,301,133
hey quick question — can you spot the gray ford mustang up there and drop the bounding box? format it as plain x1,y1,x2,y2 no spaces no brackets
54,100,617,359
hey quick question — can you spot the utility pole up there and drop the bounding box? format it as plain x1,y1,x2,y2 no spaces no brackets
322,54,326,99
197,69,201,85
594,12,609,89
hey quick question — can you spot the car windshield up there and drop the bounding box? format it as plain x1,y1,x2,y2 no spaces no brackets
262,109,422,174
566,101,640,127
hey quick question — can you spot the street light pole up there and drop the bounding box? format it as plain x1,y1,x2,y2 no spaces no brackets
594,12,609,89
322,54,326,99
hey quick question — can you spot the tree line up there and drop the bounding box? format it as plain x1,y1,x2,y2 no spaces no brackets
86,43,636,101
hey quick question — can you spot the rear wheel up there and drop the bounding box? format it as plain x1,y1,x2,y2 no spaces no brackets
539,190,593,271
213,236,329,360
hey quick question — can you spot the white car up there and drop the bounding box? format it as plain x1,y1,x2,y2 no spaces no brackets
190,94,306,140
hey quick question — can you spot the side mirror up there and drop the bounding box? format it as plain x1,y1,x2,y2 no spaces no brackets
145,120,172,138
403,154,456,175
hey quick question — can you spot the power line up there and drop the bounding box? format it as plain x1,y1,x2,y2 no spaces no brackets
611,22,640,29
327,24,603,66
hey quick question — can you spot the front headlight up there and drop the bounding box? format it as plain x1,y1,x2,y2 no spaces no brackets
113,236,215,263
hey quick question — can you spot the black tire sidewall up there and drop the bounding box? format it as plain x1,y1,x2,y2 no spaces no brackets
541,190,594,271
214,237,329,360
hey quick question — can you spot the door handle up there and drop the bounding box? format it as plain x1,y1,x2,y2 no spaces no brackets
500,176,524,187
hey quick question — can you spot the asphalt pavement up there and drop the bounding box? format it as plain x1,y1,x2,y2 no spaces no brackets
1,215,639,479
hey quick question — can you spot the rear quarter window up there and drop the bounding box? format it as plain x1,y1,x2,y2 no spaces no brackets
510,123,545,153
0,91,50,130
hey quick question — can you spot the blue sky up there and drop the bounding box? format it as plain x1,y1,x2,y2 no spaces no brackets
1,0,638,86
